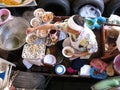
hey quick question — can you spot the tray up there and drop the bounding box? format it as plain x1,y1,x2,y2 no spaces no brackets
22,44,46,60
0,0,37,7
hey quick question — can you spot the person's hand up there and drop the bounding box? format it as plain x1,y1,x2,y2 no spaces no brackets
70,53,80,60
72,53,80,57
26,27,35,34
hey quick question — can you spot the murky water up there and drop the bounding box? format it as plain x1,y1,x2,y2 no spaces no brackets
3,36,20,49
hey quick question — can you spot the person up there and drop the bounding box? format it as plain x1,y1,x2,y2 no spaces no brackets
26,15,98,71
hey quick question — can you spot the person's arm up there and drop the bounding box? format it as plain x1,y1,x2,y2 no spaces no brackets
73,41,98,58
26,19,68,34
72,51,90,58
26,24,56,34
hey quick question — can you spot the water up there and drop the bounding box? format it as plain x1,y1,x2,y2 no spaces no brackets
3,36,20,49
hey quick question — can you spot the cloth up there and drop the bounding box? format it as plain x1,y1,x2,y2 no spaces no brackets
67,67,78,74
23,59,33,69
67,15,83,32
71,58,88,70
80,64,91,76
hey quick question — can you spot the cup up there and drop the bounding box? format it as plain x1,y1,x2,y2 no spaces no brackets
49,29,59,44
0,8,13,25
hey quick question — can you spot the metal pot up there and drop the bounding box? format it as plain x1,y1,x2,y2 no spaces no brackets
0,17,30,51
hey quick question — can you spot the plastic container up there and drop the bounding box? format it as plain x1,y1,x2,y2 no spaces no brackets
113,54,120,75
0,8,13,25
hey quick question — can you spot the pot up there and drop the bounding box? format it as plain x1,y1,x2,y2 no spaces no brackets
0,17,30,51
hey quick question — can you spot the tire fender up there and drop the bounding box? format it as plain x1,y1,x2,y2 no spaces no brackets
106,0,120,17
72,0,104,14
38,0,70,16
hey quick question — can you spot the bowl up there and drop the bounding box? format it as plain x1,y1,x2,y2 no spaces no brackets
41,12,54,22
55,65,66,75
43,54,56,66
0,17,30,51
26,33,38,44
113,54,120,75
0,8,13,25
33,8,45,17
30,17,42,27
62,46,74,58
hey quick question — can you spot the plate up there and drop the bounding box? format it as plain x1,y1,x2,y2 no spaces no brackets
4,0,33,7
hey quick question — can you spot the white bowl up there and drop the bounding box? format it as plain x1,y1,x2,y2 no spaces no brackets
43,54,56,66
26,33,38,44
55,65,66,75
30,17,42,27
62,46,74,58
33,8,45,17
